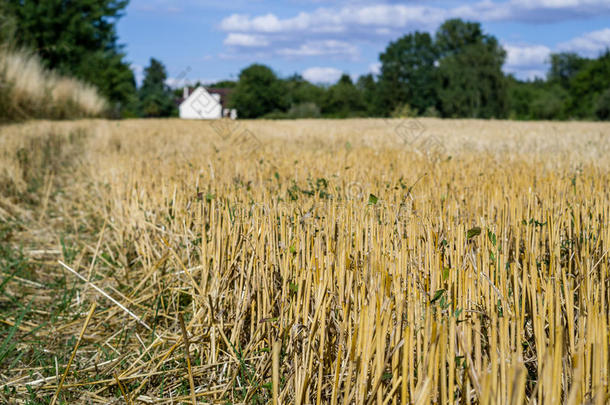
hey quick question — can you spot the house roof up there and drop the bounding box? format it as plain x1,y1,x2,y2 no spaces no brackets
177,86,234,109
207,88,234,109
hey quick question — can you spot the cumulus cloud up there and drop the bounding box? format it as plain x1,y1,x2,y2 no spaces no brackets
502,44,551,79
131,64,144,85
165,77,219,89
219,0,610,39
224,33,270,47
505,44,551,68
502,0,610,22
220,12,314,33
558,28,610,56
515,69,548,80
220,5,444,36
277,40,358,58
302,67,343,83
369,62,381,75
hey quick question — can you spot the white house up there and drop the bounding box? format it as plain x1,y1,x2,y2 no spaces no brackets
179,86,237,120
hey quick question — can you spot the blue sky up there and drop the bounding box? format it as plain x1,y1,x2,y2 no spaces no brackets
117,0,610,86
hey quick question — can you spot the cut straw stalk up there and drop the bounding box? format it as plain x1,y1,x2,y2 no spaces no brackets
2,119,609,404
273,340,281,405
50,302,96,405
179,313,197,405
58,260,153,332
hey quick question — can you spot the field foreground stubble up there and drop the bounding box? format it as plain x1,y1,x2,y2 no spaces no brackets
0,118,609,404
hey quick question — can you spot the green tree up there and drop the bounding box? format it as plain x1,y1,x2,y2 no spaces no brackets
378,32,438,115
138,58,175,118
208,80,237,89
436,19,508,118
0,2,16,49
284,74,326,108
230,64,288,118
322,74,367,118
436,19,486,56
567,51,610,118
530,84,568,120
4,0,135,108
595,88,610,120
548,53,589,89
356,74,382,116
507,77,546,119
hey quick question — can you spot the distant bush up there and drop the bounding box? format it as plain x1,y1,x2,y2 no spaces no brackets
595,89,610,121
423,106,440,118
0,49,107,122
287,102,321,119
391,103,417,118
530,85,567,120
261,110,289,120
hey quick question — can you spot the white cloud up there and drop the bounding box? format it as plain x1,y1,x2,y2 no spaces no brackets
515,69,547,80
505,44,551,68
224,33,269,47
503,0,610,21
219,1,610,39
220,12,312,33
220,5,444,36
302,67,343,83
511,0,608,9
165,77,219,89
502,44,551,79
131,64,144,85
369,62,381,75
277,40,358,58
558,28,610,56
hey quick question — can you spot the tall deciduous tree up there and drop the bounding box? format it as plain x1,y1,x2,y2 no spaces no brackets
436,19,508,118
230,64,288,118
595,88,610,121
378,32,438,115
567,51,610,119
322,74,367,118
0,2,16,49
356,74,382,116
284,74,325,109
548,53,589,89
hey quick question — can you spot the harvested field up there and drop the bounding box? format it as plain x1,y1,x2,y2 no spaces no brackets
1,118,609,404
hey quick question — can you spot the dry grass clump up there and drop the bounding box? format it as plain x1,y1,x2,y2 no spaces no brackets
0,118,609,404
0,50,106,122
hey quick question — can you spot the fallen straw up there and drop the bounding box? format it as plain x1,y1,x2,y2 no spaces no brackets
179,313,197,405
58,260,153,332
114,372,133,405
50,302,96,405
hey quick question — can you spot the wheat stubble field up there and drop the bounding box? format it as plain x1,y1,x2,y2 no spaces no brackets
0,118,609,404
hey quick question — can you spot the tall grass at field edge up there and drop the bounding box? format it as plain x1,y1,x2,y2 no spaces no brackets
0,49,107,122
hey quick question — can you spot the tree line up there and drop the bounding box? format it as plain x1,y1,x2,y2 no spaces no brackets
2,1,609,120
224,19,610,121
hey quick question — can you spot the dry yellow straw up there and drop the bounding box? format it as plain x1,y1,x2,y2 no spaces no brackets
179,313,197,405
273,340,281,405
50,302,96,405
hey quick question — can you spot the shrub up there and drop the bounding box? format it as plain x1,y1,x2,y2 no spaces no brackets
391,103,417,118
423,106,440,117
595,88,610,121
287,102,321,119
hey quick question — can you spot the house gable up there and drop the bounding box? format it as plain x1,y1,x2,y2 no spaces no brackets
179,87,222,119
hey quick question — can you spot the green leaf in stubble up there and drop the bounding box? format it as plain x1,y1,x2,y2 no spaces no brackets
467,227,481,239
430,289,446,304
